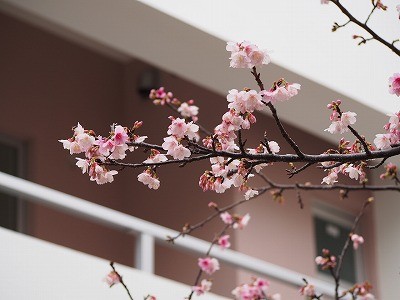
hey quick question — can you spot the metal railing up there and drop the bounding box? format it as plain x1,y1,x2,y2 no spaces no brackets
0,171,339,296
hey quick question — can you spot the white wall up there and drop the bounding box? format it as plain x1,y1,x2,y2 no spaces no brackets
0,227,227,300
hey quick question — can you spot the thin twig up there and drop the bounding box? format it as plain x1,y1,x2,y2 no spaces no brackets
334,198,373,299
251,66,305,158
110,262,134,300
331,0,400,57
187,224,230,300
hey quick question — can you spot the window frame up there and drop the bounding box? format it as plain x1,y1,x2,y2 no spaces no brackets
0,134,27,233
312,201,365,287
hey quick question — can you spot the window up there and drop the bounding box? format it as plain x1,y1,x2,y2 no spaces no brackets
0,136,25,232
313,203,363,284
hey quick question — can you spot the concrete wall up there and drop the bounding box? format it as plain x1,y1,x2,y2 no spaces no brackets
0,12,378,298
0,227,227,299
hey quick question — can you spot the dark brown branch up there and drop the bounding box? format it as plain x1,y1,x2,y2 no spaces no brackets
367,157,388,169
331,0,400,57
110,141,400,169
286,162,314,178
170,175,399,242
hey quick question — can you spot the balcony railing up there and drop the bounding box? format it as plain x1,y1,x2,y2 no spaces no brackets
0,171,340,297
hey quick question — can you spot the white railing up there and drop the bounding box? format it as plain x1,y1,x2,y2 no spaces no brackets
0,171,340,296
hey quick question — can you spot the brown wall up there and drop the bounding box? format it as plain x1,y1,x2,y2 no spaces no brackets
0,12,377,297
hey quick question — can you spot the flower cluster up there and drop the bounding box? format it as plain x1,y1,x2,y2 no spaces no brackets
137,168,160,190
262,78,301,105
321,162,366,185
325,100,357,134
226,41,271,69
232,277,280,300
150,87,200,121
162,117,199,160
315,249,337,270
343,282,375,300
220,211,251,229
374,111,400,150
299,282,317,298
59,122,147,184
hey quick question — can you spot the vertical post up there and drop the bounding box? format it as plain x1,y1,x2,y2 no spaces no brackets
135,232,155,273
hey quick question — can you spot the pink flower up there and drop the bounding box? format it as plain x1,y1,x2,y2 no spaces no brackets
218,235,231,249
104,271,120,287
321,171,338,185
321,0,329,4
137,170,160,190
389,73,400,96
340,111,357,127
162,136,179,152
359,293,375,300
374,133,392,149
299,284,316,297
170,144,191,160
244,189,259,200
227,41,270,69
167,117,189,138
351,234,365,250
325,121,346,134
89,164,118,184
177,102,199,119
344,164,362,180
75,158,89,174
262,83,301,104
220,212,233,225
109,144,128,160
113,125,129,145
198,257,220,275
192,279,212,296
233,213,250,229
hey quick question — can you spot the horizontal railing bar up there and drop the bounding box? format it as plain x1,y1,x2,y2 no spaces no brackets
0,171,340,296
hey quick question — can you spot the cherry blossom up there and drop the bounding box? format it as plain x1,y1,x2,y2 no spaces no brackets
218,235,231,250
233,213,251,229
321,171,338,185
245,189,259,200
226,41,271,69
374,133,392,150
137,169,160,190
315,249,337,270
177,102,199,120
344,164,362,181
262,81,301,105
232,277,279,300
325,108,357,134
220,212,233,225
192,279,212,296
351,234,365,250
389,73,400,96
104,271,120,287
198,257,220,275
299,283,316,297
